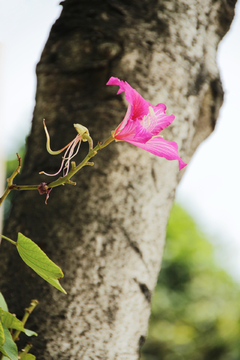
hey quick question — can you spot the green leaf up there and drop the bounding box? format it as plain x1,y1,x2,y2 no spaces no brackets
0,324,18,360
0,309,25,332
0,294,8,312
37,273,66,293
0,309,37,337
0,321,4,347
16,233,66,294
19,353,36,360
24,329,37,337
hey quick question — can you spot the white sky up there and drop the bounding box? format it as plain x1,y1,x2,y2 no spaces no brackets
0,0,240,280
0,0,62,153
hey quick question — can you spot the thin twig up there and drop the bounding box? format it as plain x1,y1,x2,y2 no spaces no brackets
0,154,21,206
12,299,38,342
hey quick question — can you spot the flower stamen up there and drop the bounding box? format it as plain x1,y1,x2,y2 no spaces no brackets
40,121,83,177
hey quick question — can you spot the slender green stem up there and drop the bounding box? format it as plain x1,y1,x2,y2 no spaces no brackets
7,184,39,191
0,154,21,206
19,343,33,356
12,299,38,342
99,135,115,149
43,118,72,155
48,135,115,188
1,135,115,196
83,134,93,151
0,187,12,205
0,234,17,246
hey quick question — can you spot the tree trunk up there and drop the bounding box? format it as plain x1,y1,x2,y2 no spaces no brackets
0,0,236,359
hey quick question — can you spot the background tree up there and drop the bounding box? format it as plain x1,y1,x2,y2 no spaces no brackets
0,0,237,359
142,204,240,360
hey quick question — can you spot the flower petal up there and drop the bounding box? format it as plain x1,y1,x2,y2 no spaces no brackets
107,77,151,122
141,106,175,135
133,121,153,143
114,119,153,143
114,119,137,141
126,136,187,170
107,77,187,171
115,103,132,134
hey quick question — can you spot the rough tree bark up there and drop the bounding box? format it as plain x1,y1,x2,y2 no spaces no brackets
0,0,236,359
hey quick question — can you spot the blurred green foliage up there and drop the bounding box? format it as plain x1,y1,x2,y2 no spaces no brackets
141,204,240,360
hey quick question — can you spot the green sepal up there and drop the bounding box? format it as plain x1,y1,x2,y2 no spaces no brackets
16,233,66,294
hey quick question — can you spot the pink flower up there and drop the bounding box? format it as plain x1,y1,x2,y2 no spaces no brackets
107,77,187,170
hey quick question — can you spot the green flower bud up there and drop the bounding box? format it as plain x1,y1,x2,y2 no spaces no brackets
74,124,89,141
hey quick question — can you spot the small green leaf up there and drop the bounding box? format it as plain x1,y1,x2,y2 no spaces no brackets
19,353,36,360
0,320,4,347
24,329,37,337
0,324,18,360
16,233,66,294
0,294,8,312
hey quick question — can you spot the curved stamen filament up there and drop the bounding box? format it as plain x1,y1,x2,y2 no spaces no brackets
40,132,82,177
63,135,82,176
43,119,73,155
